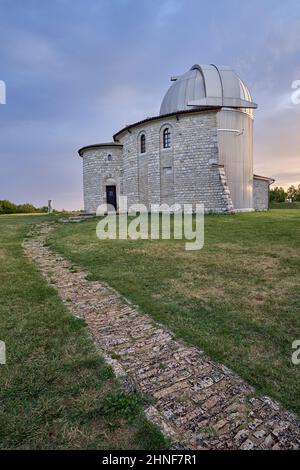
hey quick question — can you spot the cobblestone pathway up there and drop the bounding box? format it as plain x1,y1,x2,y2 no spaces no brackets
23,223,300,450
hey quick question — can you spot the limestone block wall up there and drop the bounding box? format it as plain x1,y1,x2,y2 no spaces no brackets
253,177,270,210
81,145,123,213
116,111,232,213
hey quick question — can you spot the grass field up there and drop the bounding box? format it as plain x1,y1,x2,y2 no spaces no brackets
48,210,300,415
0,216,166,449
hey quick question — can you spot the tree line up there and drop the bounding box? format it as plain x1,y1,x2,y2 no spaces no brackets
0,199,48,214
270,185,300,203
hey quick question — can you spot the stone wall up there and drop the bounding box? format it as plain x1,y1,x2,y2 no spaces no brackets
116,111,232,213
81,145,123,213
253,177,270,211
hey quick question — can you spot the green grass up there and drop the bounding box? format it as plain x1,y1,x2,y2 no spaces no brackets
0,216,167,449
48,210,300,415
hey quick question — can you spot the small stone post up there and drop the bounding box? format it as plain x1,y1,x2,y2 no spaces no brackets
0,340,5,365
48,200,53,214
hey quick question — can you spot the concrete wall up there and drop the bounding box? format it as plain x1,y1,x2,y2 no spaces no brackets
253,177,269,210
116,111,232,213
81,145,123,213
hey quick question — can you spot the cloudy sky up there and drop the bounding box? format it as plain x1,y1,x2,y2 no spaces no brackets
0,0,300,210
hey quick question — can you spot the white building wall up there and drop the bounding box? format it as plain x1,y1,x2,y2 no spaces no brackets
217,108,254,211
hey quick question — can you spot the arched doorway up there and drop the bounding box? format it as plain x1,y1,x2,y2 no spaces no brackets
106,185,117,209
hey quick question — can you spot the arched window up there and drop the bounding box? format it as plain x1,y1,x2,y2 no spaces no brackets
163,128,171,148
140,134,146,153
107,154,112,161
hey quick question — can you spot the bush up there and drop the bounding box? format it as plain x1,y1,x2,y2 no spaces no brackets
0,200,48,214
0,200,17,214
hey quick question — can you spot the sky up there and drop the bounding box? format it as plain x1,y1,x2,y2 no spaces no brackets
0,0,300,210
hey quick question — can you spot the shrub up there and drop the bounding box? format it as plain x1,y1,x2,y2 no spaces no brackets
0,199,48,214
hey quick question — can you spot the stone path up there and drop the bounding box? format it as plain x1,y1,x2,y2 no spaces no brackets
23,222,300,450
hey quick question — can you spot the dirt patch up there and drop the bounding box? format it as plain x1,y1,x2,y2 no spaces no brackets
0,248,6,261
170,279,228,301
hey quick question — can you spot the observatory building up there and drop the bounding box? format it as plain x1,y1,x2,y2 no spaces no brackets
79,64,273,213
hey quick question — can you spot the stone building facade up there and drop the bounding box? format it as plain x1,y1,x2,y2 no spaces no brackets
79,64,273,213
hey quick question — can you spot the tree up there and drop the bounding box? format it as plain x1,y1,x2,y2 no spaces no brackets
287,185,297,202
0,200,17,214
0,199,49,214
269,187,286,203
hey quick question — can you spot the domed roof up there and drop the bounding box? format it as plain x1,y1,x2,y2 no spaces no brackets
160,64,257,115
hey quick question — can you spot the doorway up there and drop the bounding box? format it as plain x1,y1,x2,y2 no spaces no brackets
106,185,117,210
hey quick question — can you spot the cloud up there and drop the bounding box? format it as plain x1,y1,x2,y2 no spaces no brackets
258,91,300,118
266,18,300,59
103,83,161,127
0,28,63,77
13,33,61,67
156,0,183,26
254,93,300,188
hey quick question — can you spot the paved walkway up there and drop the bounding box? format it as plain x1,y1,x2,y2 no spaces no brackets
23,223,300,450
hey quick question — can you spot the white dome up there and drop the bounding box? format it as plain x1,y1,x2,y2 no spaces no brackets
160,64,257,115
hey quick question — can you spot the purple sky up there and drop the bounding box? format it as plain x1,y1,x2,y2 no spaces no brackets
0,0,300,210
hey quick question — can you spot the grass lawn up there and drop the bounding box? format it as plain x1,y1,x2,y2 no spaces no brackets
0,215,167,449
48,210,300,415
